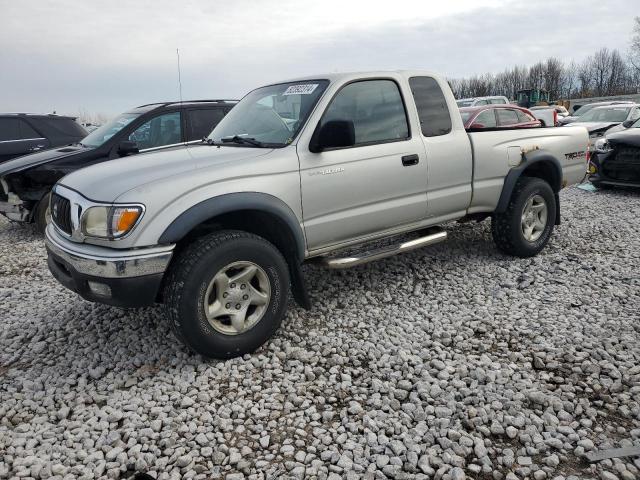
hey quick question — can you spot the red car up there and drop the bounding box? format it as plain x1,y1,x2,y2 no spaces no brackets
460,105,542,130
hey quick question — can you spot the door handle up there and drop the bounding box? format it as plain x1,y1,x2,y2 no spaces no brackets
401,154,419,166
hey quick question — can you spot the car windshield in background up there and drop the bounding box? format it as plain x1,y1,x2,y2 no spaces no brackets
81,113,140,147
208,80,329,147
573,104,597,117
456,100,473,107
578,107,630,123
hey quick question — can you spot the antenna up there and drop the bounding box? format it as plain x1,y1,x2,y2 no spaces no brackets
176,48,183,103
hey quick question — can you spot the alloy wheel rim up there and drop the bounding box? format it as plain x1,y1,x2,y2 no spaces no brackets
521,194,548,242
203,261,271,335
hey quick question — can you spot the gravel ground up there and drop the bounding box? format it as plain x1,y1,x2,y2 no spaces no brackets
1,186,640,480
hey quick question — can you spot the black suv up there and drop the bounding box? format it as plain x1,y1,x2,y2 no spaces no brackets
0,100,236,231
0,114,87,163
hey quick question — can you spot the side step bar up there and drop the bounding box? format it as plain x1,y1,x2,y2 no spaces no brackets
319,228,447,269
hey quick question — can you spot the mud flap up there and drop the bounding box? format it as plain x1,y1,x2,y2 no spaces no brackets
290,262,311,309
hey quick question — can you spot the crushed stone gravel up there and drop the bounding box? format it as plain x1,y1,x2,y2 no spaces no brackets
1,186,639,480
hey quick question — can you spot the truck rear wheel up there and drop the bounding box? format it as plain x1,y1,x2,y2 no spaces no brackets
163,230,290,359
491,176,556,257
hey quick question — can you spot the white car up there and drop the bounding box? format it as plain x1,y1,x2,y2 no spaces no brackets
456,95,510,107
565,104,640,145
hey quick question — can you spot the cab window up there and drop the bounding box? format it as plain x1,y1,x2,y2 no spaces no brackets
320,79,409,146
129,112,182,150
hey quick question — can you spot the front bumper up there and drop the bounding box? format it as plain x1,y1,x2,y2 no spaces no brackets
45,224,175,307
589,150,640,187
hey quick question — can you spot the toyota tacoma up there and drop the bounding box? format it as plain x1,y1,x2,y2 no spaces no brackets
44,71,589,359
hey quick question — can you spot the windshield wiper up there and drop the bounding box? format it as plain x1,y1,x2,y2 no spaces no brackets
221,135,265,147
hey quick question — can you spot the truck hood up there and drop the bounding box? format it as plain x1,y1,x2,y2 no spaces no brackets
58,144,273,202
0,144,89,176
606,128,640,147
566,121,620,134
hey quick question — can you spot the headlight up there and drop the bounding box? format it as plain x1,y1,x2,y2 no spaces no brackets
82,205,143,239
594,138,611,153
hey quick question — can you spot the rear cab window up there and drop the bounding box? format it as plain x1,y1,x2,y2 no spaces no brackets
409,76,452,137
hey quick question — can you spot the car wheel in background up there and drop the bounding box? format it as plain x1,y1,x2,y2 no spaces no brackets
35,192,51,234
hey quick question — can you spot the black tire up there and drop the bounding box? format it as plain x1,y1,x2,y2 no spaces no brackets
491,177,556,257
163,230,290,359
35,192,51,234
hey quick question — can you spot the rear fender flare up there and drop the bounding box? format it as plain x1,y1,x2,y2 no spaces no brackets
496,149,563,225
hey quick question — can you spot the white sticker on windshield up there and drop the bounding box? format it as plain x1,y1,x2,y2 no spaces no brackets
283,84,318,95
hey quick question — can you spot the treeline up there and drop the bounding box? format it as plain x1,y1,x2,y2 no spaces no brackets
449,47,640,101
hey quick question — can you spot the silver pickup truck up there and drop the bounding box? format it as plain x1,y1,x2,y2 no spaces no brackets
44,71,588,359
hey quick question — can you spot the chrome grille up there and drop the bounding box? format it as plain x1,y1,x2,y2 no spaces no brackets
51,193,72,234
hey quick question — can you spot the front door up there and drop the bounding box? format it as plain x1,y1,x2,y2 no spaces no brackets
298,79,428,251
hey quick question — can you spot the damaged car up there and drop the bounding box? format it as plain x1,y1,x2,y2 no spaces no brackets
589,119,640,188
565,104,640,147
0,100,236,232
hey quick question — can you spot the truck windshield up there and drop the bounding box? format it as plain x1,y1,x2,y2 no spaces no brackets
578,107,630,123
208,80,329,147
81,113,140,147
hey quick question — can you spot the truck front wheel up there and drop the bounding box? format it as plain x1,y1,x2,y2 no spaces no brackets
163,230,290,359
491,176,556,257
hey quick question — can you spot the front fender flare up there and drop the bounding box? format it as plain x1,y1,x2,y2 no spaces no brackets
158,192,306,260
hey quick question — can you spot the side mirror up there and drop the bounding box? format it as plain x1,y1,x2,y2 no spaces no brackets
118,140,139,156
622,120,635,128
310,120,355,153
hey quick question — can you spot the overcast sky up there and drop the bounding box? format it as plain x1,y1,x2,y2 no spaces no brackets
0,0,636,117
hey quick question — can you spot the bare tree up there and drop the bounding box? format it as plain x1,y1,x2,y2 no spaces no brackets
630,16,640,75
528,62,545,90
543,57,564,99
562,61,579,99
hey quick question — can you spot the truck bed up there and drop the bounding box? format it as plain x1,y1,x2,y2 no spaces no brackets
467,126,589,213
